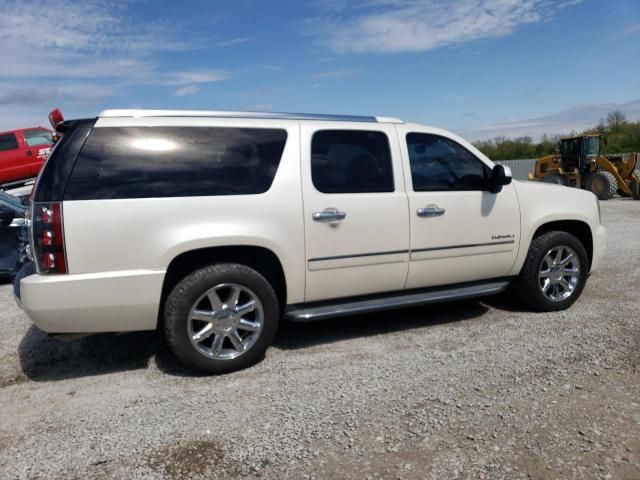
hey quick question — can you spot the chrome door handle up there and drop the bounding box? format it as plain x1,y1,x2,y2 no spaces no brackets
417,205,446,217
312,208,346,223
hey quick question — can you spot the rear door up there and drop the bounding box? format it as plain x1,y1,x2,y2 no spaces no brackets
301,122,410,302
398,127,520,289
0,132,22,183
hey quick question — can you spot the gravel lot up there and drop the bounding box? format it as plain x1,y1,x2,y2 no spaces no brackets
0,199,638,480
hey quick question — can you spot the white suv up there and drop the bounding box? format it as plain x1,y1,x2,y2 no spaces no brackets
14,110,607,373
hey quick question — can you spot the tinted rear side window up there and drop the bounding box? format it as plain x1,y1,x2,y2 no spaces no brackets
0,134,18,152
311,130,394,194
65,127,288,200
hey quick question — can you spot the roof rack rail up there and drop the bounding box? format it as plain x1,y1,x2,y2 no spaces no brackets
98,109,403,123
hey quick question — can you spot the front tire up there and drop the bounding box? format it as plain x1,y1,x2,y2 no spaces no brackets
515,231,589,312
585,170,617,200
164,264,279,374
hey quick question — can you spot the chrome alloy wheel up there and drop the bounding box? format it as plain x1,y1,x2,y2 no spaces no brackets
188,284,264,360
538,246,581,302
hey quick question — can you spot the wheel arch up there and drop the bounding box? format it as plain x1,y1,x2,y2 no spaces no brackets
530,220,593,270
159,245,288,327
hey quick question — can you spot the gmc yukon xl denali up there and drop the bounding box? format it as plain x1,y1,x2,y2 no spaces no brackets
14,110,607,373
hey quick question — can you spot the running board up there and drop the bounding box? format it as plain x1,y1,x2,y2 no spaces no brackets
285,280,510,322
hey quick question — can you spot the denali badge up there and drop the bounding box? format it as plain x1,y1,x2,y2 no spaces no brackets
492,234,515,240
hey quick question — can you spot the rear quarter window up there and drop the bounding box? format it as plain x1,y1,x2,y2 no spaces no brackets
64,127,288,200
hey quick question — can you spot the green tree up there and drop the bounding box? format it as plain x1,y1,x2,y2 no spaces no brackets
473,112,640,159
606,111,627,132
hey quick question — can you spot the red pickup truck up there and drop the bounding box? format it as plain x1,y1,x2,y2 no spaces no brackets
0,127,54,185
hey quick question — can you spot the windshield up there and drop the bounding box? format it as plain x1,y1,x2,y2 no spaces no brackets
582,137,601,156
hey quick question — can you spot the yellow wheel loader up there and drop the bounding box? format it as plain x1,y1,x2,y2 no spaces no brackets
528,134,640,200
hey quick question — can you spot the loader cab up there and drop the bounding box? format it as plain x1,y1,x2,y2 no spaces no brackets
559,135,603,172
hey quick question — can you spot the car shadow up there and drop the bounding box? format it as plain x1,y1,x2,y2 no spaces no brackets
274,299,491,350
17,326,170,382
18,298,496,382
481,290,532,312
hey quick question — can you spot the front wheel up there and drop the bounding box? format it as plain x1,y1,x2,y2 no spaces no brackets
515,231,589,311
585,170,617,200
164,264,280,374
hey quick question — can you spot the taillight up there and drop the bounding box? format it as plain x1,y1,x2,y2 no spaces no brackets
31,202,67,274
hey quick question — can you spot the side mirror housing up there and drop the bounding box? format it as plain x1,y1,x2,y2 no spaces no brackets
489,164,512,193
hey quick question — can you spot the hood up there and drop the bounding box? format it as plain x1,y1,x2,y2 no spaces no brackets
511,179,597,202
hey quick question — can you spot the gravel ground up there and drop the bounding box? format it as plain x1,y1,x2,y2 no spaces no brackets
0,199,638,480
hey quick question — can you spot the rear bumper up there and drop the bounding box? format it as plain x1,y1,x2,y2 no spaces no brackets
16,268,165,333
590,224,607,273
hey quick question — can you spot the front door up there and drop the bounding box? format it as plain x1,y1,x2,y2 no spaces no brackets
301,123,410,302
398,128,520,289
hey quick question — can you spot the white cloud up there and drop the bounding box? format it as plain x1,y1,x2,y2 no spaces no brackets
0,0,233,128
458,99,640,141
250,104,275,111
307,0,584,53
620,22,640,36
0,83,114,106
214,37,254,47
163,71,230,86
0,0,188,79
313,68,361,79
175,85,201,97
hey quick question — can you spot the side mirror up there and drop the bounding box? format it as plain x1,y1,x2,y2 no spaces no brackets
489,164,512,193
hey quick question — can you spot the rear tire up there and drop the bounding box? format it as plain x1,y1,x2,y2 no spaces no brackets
515,231,589,312
585,170,617,200
632,179,640,200
164,263,279,374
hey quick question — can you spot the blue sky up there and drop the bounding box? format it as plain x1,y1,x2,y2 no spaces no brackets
1,0,639,140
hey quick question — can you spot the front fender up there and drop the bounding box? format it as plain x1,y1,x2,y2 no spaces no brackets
510,181,601,275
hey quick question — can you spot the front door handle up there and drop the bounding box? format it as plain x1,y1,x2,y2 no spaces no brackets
417,205,446,217
312,208,346,224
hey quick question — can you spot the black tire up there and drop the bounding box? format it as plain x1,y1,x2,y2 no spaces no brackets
515,231,589,312
541,173,566,185
585,170,617,200
632,179,640,200
164,263,279,374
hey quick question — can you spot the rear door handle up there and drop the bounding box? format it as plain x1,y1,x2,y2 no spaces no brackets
312,208,346,224
417,205,446,217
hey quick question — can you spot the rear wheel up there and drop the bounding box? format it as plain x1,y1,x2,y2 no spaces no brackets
585,170,617,200
164,263,279,374
632,179,640,200
515,231,588,312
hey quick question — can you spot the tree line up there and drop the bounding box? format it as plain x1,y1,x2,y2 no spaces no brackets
473,111,640,160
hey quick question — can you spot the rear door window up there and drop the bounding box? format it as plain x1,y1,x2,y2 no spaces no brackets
65,127,288,200
0,134,18,152
24,130,53,147
311,130,394,193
